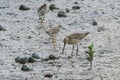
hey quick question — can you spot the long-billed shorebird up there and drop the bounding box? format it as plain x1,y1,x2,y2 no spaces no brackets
37,4,47,24
46,25,66,48
62,32,89,56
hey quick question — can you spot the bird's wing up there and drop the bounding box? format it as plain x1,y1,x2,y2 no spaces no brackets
70,33,86,40
37,5,47,16
50,27,60,34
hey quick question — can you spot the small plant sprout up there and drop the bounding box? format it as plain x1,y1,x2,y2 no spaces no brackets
62,32,89,56
86,44,94,70
39,16,44,25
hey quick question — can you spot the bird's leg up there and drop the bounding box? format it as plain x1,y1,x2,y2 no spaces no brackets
41,18,43,25
71,44,74,56
43,16,45,22
41,16,44,25
52,37,56,49
62,42,66,54
39,16,44,26
76,45,79,56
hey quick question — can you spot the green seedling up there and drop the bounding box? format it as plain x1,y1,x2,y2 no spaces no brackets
86,44,94,70
39,16,44,25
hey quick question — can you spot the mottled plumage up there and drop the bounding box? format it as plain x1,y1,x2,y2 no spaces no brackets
62,32,89,56
46,25,65,48
46,25,63,37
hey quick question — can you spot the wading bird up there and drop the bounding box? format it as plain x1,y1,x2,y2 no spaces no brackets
62,32,89,56
46,25,66,48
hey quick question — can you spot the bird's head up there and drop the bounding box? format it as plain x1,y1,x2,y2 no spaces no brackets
46,30,51,35
43,4,47,7
58,25,66,30
84,32,89,36
63,37,69,44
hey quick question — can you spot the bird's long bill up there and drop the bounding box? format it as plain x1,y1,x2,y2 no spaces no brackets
62,42,66,54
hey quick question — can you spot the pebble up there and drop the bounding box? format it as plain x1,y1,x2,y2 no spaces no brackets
44,74,53,78
92,20,97,26
17,57,28,64
57,11,66,17
19,5,30,10
28,57,36,63
21,64,33,71
72,6,80,10
32,53,40,59
15,56,21,63
74,2,79,4
49,54,58,60
66,8,70,13
49,4,59,11
0,25,6,31
46,0,52,1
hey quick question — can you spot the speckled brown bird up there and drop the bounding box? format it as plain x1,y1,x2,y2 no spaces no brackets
62,32,89,56
46,25,65,48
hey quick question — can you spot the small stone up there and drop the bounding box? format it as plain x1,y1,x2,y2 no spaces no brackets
27,36,32,39
19,5,30,10
74,2,79,4
66,8,70,13
46,0,52,1
19,57,28,64
2,39,5,41
49,54,58,60
21,64,33,71
44,42,50,44
32,53,40,59
42,58,49,61
44,74,53,78
49,4,59,11
28,57,36,63
0,25,6,31
15,56,21,63
67,56,72,59
101,11,105,14
92,20,97,26
48,61,54,64
57,11,66,17
72,6,80,10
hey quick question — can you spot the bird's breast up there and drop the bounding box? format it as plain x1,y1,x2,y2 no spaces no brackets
68,39,79,44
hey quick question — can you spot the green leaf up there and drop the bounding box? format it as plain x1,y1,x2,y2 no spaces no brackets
39,16,42,20
88,44,94,50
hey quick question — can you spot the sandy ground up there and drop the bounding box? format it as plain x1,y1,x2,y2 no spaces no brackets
0,0,120,80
